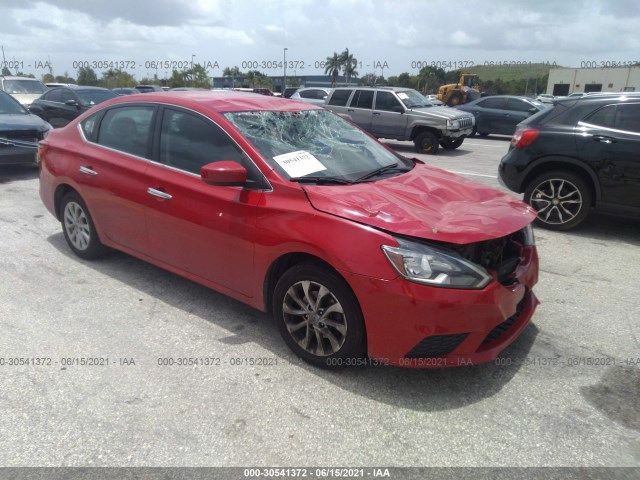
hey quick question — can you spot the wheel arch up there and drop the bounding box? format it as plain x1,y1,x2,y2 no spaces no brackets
410,124,441,141
263,253,350,314
53,183,79,220
521,157,600,205
265,252,368,362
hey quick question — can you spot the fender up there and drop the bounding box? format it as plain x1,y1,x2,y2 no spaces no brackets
520,155,602,201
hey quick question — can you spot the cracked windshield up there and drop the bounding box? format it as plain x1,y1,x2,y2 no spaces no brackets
225,109,413,183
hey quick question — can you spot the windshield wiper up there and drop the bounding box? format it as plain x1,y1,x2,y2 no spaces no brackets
354,163,410,182
289,176,353,185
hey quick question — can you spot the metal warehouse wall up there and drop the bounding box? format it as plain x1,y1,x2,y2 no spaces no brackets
546,67,640,95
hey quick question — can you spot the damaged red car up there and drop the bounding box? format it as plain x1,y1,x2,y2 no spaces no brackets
39,91,539,368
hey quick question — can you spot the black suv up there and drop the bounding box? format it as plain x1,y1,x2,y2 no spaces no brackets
499,93,640,230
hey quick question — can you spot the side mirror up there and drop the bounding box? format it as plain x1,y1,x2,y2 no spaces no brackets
201,161,247,186
392,106,404,113
28,105,44,115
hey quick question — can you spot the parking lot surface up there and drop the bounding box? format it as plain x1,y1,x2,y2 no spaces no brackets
1,135,639,468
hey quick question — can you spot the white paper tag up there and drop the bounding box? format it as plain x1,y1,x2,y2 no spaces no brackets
273,150,326,177
397,93,409,100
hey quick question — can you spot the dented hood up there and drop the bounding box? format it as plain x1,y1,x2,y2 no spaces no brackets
302,163,537,244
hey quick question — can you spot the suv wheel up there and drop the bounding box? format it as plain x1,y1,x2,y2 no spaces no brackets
414,131,439,154
439,137,464,150
524,171,592,230
447,93,463,106
273,263,365,368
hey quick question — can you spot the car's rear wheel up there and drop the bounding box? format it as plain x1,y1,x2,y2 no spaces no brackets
439,137,464,150
61,192,108,259
524,171,592,230
273,263,365,368
414,131,439,154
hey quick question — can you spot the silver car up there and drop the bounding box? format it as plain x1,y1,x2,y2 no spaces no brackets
290,87,332,105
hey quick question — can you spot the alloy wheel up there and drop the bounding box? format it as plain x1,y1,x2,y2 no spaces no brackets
63,201,91,251
530,178,582,225
282,280,347,356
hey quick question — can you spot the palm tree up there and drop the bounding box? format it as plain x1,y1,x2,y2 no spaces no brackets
223,66,242,88
324,52,341,87
339,48,358,85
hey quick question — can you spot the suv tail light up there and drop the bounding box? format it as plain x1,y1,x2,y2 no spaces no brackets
511,128,539,148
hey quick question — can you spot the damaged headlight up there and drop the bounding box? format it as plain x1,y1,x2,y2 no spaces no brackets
382,237,492,289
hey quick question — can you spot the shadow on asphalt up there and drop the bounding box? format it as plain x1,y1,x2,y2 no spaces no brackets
0,165,38,183
540,211,640,247
46,231,539,412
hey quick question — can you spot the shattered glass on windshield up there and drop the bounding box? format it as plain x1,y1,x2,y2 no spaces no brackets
224,109,412,182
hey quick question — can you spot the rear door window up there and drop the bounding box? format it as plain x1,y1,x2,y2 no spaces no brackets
350,90,374,109
478,97,506,109
583,105,616,129
328,89,352,106
96,106,155,158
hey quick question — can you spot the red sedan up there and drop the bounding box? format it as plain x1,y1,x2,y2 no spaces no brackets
38,91,539,368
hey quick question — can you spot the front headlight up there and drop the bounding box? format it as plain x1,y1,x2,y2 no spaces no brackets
446,119,460,130
382,238,492,289
42,123,53,139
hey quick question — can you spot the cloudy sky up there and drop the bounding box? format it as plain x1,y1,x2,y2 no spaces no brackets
1,0,639,80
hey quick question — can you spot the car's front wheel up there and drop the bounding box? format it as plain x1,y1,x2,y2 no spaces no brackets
439,137,464,150
61,192,108,259
524,171,592,230
414,131,439,154
273,263,365,368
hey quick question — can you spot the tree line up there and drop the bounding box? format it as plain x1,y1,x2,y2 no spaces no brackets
3,58,550,96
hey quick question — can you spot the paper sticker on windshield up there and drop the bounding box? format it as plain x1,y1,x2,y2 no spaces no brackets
397,93,409,99
273,150,326,177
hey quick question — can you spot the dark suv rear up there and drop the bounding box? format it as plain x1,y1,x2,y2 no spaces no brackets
499,93,640,230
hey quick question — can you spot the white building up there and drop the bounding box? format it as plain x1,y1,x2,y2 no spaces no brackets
546,67,640,96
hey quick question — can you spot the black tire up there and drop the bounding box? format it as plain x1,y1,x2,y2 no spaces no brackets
447,93,463,107
60,192,108,259
478,132,489,137
414,131,440,154
469,126,477,137
524,171,592,231
439,137,464,150
273,263,366,369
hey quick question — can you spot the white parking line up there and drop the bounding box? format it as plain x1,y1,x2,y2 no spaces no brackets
463,142,509,148
448,170,497,178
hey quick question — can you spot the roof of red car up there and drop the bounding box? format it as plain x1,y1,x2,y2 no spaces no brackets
106,90,321,113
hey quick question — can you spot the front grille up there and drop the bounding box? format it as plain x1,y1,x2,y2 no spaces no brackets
2,129,40,143
459,117,474,129
452,228,526,286
481,294,527,346
405,333,468,358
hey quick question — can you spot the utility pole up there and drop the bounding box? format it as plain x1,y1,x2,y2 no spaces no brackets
283,48,288,95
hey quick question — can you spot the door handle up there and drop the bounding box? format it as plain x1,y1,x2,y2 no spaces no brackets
347,109,355,112
593,135,616,144
372,112,381,115
147,188,172,200
79,166,97,176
